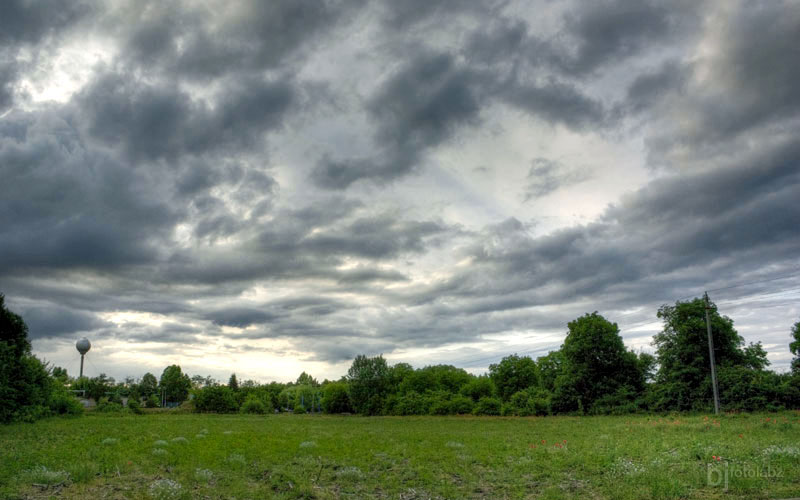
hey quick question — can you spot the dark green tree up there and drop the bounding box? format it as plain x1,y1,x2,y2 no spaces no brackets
489,354,539,401
228,373,239,391
321,381,353,413
139,372,158,396
652,298,767,411
347,354,390,415
555,312,643,413
0,294,54,423
536,351,564,392
51,366,69,383
159,365,191,404
296,371,319,387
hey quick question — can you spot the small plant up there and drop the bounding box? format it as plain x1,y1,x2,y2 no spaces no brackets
22,465,70,486
194,468,214,483
299,441,316,449
335,466,364,481
195,433,206,439
762,445,800,457
226,453,246,466
154,440,168,447
152,448,168,457
148,478,182,499
171,436,188,444
445,441,464,448
101,437,119,446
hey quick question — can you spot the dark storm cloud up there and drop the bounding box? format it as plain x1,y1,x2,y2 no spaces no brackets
0,0,90,44
205,308,277,328
553,0,680,75
312,52,485,189
118,0,360,80
0,108,181,273
20,305,109,340
77,71,294,161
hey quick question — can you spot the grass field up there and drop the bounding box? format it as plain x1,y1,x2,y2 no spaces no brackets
1,412,799,499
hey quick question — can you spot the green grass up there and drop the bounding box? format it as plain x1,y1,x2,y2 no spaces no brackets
1,412,799,499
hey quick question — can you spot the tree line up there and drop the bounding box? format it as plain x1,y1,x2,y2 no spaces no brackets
2,293,799,422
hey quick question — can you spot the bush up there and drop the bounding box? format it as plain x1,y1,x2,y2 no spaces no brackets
460,377,495,402
321,382,352,413
127,398,143,414
96,401,124,413
145,394,161,408
448,395,475,415
472,396,502,416
194,385,238,413
394,391,431,415
48,386,84,416
240,396,267,414
503,388,552,416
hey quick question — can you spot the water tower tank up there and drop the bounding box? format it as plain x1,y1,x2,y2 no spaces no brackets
76,338,91,355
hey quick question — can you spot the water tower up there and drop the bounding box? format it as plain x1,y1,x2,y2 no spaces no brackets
76,338,91,378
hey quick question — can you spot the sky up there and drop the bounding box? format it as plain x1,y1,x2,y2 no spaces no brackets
2,0,799,384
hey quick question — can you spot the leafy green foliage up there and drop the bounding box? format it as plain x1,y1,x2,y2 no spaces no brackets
347,355,390,415
489,354,539,401
0,295,57,423
159,365,191,404
194,385,238,413
557,312,644,413
653,298,768,411
472,396,502,416
240,395,268,414
321,382,352,413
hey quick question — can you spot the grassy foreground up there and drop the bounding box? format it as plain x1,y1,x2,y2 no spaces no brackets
1,412,799,499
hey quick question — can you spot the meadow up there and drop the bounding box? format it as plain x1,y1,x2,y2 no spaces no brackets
1,412,799,499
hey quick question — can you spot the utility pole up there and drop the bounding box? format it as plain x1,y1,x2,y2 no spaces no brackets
704,292,721,414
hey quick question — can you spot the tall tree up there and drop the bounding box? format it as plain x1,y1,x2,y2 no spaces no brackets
228,373,239,391
159,365,191,404
139,372,158,396
346,355,390,415
652,297,766,411
555,312,643,413
0,294,53,423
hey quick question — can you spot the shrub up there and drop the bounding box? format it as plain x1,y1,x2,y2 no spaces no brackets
145,394,160,408
448,394,475,415
127,398,143,414
48,384,84,416
503,388,552,416
96,401,124,413
472,396,502,416
460,377,495,402
194,385,238,413
240,396,267,414
321,382,352,413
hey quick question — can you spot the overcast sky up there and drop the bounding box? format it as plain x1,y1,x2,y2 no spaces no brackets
2,0,799,383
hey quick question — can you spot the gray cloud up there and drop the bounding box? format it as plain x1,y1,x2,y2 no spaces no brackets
522,157,591,201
